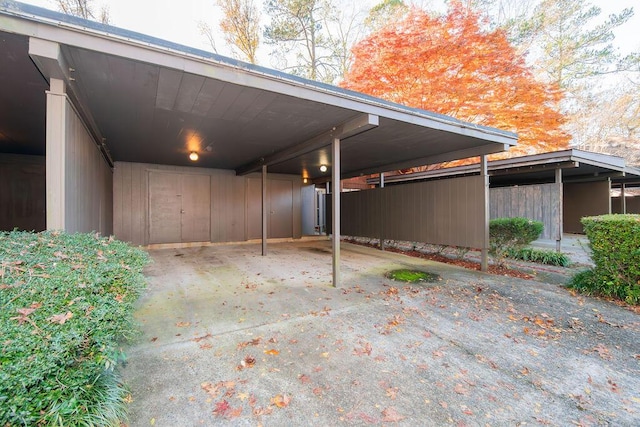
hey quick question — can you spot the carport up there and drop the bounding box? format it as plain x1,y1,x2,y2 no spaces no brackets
0,1,517,286
366,149,640,251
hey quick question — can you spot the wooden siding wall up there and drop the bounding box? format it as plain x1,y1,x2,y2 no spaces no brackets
490,183,561,240
340,176,486,249
63,101,113,235
612,196,640,214
113,162,302,245
563,181,611,234
0,154,46,232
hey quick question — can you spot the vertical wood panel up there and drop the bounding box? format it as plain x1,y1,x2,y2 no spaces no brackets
62,99,112,235
340,176,485,248
490,183,561,240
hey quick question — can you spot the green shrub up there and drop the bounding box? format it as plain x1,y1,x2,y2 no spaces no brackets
570,214,640,304
0,231,148,426
506,247,571,267
489,217,544,266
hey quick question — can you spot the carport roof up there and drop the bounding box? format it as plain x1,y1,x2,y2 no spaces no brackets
0,1,517,180
366,149,640,187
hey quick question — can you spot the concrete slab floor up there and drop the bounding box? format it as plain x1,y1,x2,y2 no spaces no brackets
120,240,640,426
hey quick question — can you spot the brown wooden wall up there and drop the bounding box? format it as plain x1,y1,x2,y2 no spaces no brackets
0,154,46,232
339,176,486,249
490,183,562,240
612,196,640,214
563,181,611,234
63,101,113,235
113,162,302,245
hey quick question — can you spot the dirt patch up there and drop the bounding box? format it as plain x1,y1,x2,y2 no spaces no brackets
346,240,534,280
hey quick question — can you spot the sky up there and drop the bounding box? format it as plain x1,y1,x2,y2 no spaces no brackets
15,0,640,62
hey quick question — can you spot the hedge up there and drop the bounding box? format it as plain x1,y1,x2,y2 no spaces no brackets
489,217,544,266
0,231,148,426
570,214,640,304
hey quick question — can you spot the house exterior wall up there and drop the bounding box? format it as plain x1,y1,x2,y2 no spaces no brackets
490,183,562,240
45,82,112,235
336,176,486,249
62,100,113,235
563,181,611,233
0,154,46,232
113,162,302,245
612,196,640,214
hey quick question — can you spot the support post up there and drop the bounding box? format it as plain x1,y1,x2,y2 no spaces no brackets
480,155,489,272
379,172,385,251
332,138,341,288
46,78,67,230
380,173,384,251
262,165,267,256
555,168,563,252
621,183,627,214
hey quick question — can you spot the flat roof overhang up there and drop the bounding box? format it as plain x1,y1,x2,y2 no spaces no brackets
0,1,517,179
367,149,640,187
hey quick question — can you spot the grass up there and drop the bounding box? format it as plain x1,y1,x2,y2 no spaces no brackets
386,269,440,283
505,247,571,267
0,230,148,426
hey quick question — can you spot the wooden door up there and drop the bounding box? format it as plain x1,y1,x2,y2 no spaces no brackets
181,174,211,242
269,179,293,238
148,172,211,244
149,172,182,244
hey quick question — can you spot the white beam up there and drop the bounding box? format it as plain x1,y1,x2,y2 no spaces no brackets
262,165,267,256
46,78,67,230
332,137,341,288
480,155,489,272
236,114,378,175
555,168,563,252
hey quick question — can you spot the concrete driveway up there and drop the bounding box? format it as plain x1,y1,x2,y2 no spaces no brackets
121,240,640,426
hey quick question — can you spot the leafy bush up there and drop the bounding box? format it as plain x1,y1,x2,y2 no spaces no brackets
570,215,640,304
489,217,544,266
506,247,570,267
0,231,148,426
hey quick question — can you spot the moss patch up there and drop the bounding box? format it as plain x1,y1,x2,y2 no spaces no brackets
386,269,440,283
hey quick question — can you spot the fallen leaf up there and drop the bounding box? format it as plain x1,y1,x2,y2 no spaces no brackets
264,349,280,355
299,374,311,384
213,400,231,417
49,311,73,325
454,384,468,395
192,333,212,342
353,341,372,356
271,394,291,408
381,407,405,422
237,337,262,349
201,382,221,398
175,321,191,327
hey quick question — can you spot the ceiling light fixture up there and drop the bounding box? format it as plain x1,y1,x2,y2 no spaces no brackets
189,151,199,161
320,165,327,172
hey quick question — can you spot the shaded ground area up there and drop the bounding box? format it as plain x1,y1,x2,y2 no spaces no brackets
121,240,639,426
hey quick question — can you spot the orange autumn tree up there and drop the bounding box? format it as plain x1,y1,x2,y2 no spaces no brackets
341,2,570,163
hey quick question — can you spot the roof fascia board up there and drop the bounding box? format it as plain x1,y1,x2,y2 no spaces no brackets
343,142,510,179
235,114,379,175
0,10,517,148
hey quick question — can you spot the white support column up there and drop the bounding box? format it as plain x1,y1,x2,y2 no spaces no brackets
379,172,385,251
621,183,627,214
480,155,489,272
332,137,341,288
262,165,267,256
46,78,67,231
607,178,612,214
555,168,563,252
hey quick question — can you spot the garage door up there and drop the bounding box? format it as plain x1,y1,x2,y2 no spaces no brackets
148,172,211,244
